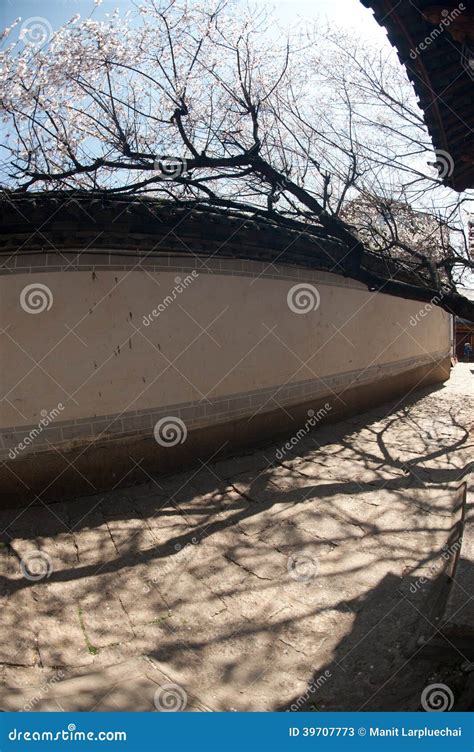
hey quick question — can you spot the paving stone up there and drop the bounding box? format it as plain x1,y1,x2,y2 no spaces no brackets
0,364,472,711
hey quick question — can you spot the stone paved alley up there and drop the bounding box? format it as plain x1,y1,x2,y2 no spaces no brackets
1,364,472,712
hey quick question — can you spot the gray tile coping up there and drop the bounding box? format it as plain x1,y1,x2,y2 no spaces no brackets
0,252,367,290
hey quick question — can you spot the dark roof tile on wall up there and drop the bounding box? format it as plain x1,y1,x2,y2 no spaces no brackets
0,192,432,289
3,193,474,319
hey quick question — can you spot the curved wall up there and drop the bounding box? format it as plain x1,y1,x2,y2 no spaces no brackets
0,253,451,503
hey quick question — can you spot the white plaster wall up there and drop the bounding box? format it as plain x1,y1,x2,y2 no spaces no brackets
0,265,451,429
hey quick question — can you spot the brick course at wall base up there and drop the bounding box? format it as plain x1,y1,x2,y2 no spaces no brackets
1,356,451,506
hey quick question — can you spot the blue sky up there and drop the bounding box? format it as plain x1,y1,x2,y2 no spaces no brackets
1,0,391,47
1,0,128,35
1,0,124,28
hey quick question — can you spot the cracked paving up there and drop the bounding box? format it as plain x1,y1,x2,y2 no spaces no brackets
0,364,472,711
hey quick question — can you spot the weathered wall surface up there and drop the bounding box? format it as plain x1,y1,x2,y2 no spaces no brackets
0,254,451,501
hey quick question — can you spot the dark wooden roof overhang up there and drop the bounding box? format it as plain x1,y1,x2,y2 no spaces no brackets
361,0,474,191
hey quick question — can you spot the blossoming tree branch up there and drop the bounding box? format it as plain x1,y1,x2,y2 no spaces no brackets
1,0,473,319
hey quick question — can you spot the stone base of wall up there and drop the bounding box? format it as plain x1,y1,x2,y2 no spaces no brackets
1,357,451,507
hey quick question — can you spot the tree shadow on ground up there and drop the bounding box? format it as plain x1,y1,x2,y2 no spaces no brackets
0,379,472,711
277,562,474,712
